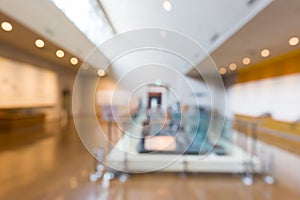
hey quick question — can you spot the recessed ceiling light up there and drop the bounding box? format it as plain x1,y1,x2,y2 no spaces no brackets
261,49,270,58
219,67,226,75
56,50,65,58
229,63,237,71
289,37,299,46
97,69,105,77
242,57,251,65
1,21,12,32
70,57,78,65
163,1,172,12
35,39,45,48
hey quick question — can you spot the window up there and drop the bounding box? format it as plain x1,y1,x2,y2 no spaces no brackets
51,0,114,45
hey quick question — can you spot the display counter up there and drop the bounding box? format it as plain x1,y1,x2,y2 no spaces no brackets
106,110,261,173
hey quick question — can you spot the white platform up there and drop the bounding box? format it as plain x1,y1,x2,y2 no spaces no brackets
106,119,261,173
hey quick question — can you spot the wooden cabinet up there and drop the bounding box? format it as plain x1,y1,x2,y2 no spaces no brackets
0,111,45,131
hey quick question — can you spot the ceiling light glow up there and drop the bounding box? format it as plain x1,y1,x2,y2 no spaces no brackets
242,57,251,65
229,63,237,71
70,57,78,65
289,37,299,46
219,67,227,75
1,21,12,31
56,50,65,58
35,39,45,48
163,1,172,12
97,69,105,77
261,49,270,58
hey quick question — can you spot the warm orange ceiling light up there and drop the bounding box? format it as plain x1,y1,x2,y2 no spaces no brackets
70,57,78,65
242,57,251,65
219,67,226,75
56,50,65,58
35,39,45,48
261,49,270,57
1,21,12,32
289,37,299,46
97,69,105,77
229,63,237,71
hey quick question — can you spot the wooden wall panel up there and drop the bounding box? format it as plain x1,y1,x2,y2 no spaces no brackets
238,48,300,83
234,114,300,155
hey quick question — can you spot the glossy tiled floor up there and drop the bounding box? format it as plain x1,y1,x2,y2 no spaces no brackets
0,120,299,200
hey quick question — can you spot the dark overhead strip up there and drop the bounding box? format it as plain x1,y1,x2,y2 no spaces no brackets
210,33,220,43
248,0,258,6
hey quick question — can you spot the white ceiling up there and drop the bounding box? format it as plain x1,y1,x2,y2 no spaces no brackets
0,0,109,69
0,0,299,78
99,0,272,74
100,0,270,50
191,0,300,76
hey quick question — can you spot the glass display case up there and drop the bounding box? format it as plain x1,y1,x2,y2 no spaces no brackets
106,105,261,174
138,106,226,156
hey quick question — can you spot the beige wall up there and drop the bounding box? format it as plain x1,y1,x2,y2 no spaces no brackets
0,56,60,120
0,52,76,121
228,73,300,122
96,76,139,119
0,56,58,108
